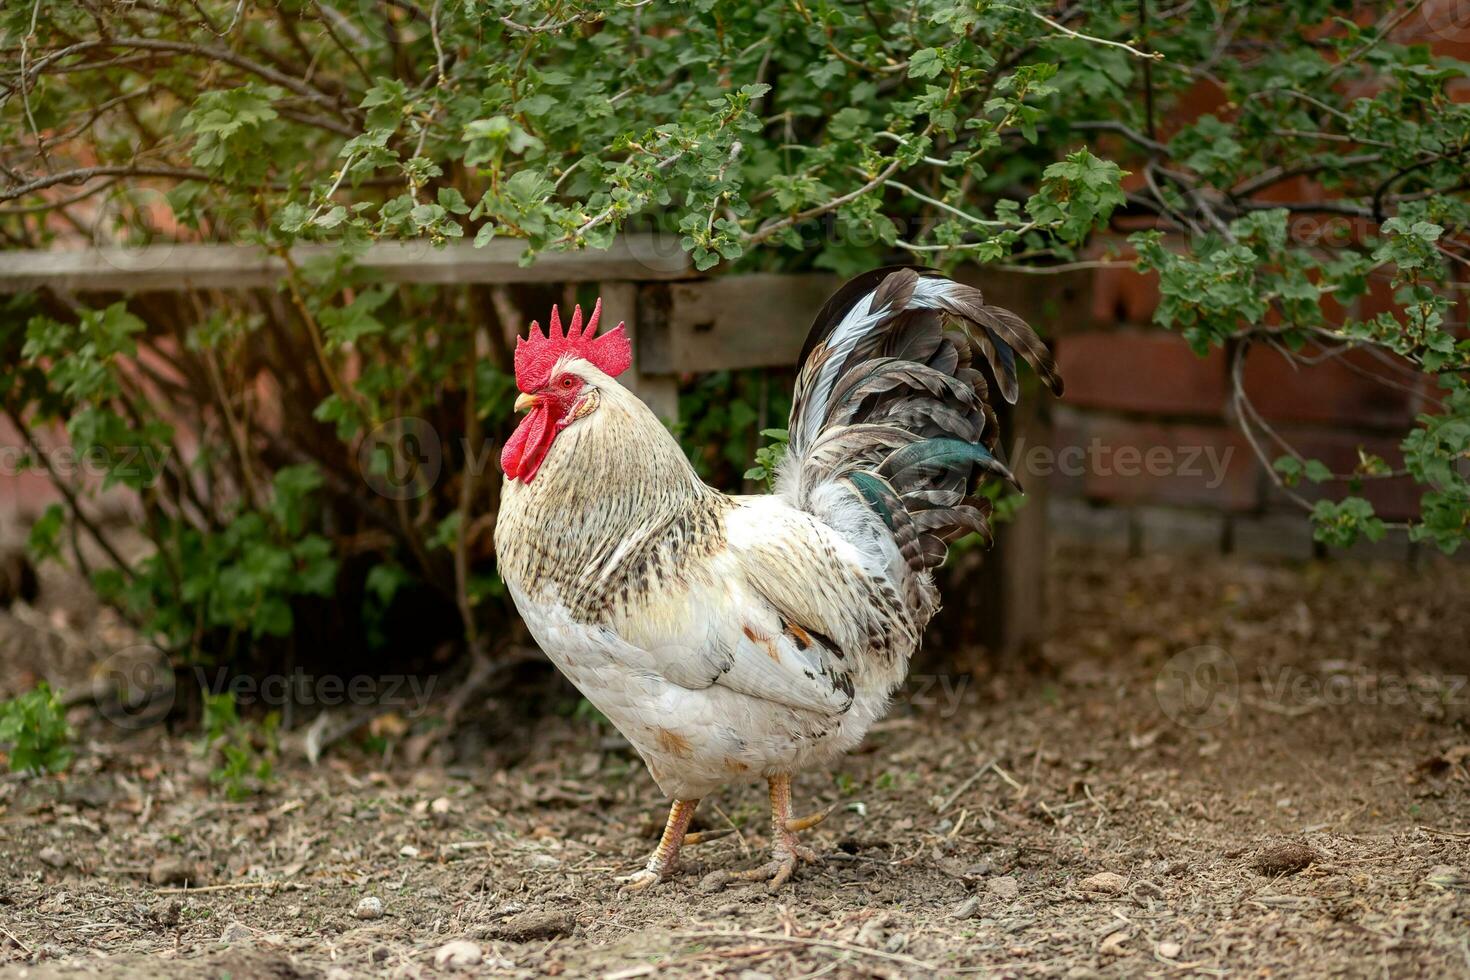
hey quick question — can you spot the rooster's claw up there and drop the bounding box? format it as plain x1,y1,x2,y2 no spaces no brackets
733,840,822,892
617,868,666,892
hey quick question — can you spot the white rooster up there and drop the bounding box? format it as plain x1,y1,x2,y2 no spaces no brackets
495,267,1062,890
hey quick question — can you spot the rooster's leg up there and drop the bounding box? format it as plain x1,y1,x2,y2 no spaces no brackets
734,774,827,891
618,798,699,891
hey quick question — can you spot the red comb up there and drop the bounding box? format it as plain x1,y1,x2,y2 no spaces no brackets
513,298,632,393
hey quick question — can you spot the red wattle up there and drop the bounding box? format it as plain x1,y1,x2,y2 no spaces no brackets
501,404,556,482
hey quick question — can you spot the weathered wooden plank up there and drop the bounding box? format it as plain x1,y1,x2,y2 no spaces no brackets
657,273,834,372
973,385,1052,660
655,268,1098,374
0,235,693,294
599,280,679,423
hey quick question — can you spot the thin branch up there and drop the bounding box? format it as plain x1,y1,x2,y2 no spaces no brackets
1231,153,1381,198
15,37,350,117
1,406,134,579
1321,0,1430,87
1016,7,1164,61
746,123,935,247
0,165,214,204
880,177,1007,227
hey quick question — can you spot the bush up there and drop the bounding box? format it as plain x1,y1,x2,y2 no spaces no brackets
0,1,1465,684
0,682,74,775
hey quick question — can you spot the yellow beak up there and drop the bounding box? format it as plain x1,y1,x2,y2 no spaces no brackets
514,392,538,413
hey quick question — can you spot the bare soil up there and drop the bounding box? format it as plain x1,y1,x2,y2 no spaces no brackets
1,547,1468,978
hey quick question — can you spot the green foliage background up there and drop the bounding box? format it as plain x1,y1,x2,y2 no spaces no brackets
0,0,1466,673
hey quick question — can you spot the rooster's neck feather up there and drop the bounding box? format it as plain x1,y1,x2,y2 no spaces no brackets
496,375,722,619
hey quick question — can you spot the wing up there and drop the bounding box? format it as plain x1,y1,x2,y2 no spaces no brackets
710,496,914,715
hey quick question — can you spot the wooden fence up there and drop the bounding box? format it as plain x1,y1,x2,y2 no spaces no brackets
0,235,1095,656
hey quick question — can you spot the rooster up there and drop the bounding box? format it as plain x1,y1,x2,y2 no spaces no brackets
495,267,1062,891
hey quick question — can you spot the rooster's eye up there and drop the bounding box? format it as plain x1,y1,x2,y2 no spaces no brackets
559,376,575,389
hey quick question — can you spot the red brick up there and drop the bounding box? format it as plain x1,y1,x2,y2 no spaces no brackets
1162,78,1229,142
1050,414,1260,511
1404,1,1470,61
1088,266,1160,324
0,420,62,521
1242,342,1425,429
1057,329,1228,416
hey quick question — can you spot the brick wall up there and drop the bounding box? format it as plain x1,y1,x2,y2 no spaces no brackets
1043,259,1450,561
1043,327,1431,561
1038,1,1470,562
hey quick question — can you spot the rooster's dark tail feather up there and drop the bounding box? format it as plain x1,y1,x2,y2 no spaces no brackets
784,267,1062,572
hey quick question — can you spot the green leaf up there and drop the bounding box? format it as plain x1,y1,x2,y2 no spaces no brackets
909,48,945,80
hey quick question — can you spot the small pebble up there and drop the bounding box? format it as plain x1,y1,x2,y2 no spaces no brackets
148,857,195,886
528,852,561,869
1251,842,1319,877
219,921,252,944
699,870,732,894
38,848,66,869
951,895,982,920
988,875,1020,899
1158,941,1183,959
152,899,182,929
434,939,484,969
354,896,384,920
1424,865,1468,890
484,909,573,942
1080,871,1129,894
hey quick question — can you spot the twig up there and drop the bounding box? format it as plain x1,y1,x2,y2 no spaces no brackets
937,757,996,813
18,0,49,172
745,122,935,246
0,923,31,955
670,931,938,972
994,259,1134,274
1418,826,1470,839
16,37,348,116
989,761,1026,795
1017,7,1164,61
430,0,447,85
1,405,133,577
1322,0,1429,87
0,165,214,204
156,880,297,894
710,802,751,857
881,177,1007,227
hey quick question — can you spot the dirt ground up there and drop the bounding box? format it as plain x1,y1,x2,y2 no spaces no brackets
1,546,1468,978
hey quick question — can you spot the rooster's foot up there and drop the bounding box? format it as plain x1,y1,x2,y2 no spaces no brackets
620,797,700,894
733,836,822,892
617,866,674,892
727,773,831,891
